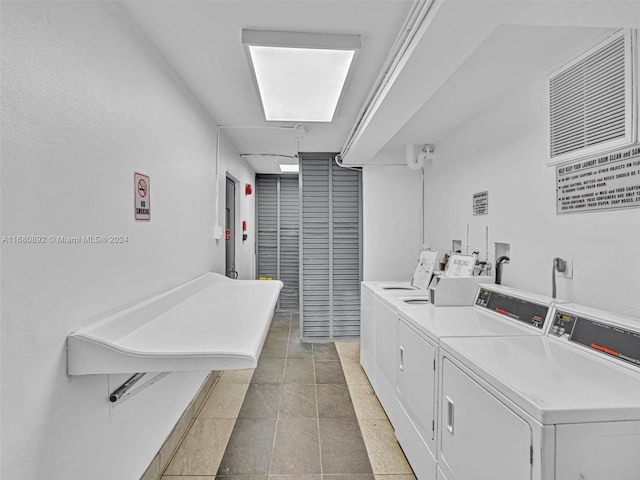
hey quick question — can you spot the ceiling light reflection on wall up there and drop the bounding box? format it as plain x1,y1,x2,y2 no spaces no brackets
243,30,361,122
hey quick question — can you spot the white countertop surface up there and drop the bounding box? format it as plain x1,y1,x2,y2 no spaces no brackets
68,273,283,374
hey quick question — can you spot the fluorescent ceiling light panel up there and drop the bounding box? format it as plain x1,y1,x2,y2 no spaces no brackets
243,30,360,122
280,164,299,173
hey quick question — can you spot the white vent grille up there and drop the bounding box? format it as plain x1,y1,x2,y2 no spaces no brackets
549,30,636,165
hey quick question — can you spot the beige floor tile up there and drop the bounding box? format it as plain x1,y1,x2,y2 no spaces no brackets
374,475,416,480
163,418,236,476
198,383,249,419
341,360,371,385
359,419,413,475
335,341,361,362
217,368,254,384
162,477,216,479
349,383,388,420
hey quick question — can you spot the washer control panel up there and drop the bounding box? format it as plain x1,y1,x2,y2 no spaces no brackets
475,288,549,329
551,309,640,370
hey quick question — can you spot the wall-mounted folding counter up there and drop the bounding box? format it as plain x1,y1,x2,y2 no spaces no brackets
67,273,283,376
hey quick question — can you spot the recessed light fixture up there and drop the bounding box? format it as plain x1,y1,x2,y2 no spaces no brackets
279,164,299,173
242,30,361,122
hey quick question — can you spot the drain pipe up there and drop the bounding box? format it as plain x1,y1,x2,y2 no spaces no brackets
215,126,221,239
407,144,433,248
420,166,425,247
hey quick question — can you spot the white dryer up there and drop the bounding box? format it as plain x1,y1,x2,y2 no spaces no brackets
437,303,640,480
393,285,558,480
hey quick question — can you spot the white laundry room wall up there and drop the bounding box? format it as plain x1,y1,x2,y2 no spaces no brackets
362,165,423,281
216,132,257,280
1,2,254,479
418,58,640,317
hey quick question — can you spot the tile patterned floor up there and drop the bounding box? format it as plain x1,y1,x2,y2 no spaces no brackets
162,312,416,480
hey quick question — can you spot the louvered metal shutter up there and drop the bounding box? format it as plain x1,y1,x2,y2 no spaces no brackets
257,176,278,280
279,176,300,310
256,175,299,311
332,165,362,338
300,153,362,341
549,30,635,164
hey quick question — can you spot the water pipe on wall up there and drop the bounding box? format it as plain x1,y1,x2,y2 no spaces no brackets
405,144,433,248
421,167,425,247
495,256,510,285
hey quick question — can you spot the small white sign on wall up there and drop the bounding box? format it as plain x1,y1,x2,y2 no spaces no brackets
473,191,488,216
134,172,150,221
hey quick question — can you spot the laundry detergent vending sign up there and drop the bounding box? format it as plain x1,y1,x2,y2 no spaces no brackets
134,172,151,221
556,145,640,214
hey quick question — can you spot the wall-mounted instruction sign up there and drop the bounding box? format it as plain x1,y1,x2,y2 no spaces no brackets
473,191,488,215
134,172,150,221
556,145,640,214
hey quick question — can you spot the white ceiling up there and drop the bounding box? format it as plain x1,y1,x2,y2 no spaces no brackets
339,0,640,166
381,23,616,157
122,0,413,172
122,1,640,172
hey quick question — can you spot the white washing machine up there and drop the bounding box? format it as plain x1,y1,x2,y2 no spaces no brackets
437,303,640,480
392,285,558,480
360,282,429,388
362,250,440,295
360,250,439,393
361,279,431,293
369,288,434,427
360,283,433,426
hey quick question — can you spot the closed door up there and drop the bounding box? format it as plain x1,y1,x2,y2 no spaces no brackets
225,177,236,278
439,357,532,480
397,319,437,447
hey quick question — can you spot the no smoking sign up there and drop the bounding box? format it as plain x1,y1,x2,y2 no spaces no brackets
134,172,150,221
